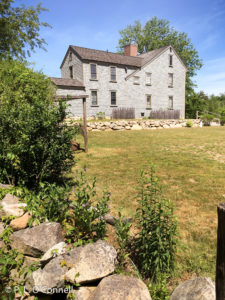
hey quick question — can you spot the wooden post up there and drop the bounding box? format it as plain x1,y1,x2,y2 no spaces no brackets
82,98,88,153
196,111,199,119
216,203,225,300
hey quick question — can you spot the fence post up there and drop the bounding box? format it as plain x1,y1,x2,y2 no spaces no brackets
216,203,225,300
82,98,88,153
196,111,199,119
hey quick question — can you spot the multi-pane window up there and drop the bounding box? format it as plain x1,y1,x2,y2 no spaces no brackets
168,96,173,109
146,73,152,85
168,73,173,87
146,95,152,108
90,64,97,80
69,66,73,79
169,55,173,67
91,90,98,106
110,67,116,81
133,76,140,85
111,91,117,106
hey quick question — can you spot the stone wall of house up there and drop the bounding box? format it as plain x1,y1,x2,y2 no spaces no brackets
61,50,83,83
67,119,200,131
60,47,186,119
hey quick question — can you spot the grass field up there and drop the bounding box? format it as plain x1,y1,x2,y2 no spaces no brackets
75,126,225,285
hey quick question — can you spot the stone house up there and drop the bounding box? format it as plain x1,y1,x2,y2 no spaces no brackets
51,44,187,118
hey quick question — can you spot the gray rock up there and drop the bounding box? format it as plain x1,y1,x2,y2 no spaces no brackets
170,277,215,300
89,274,152,300
40,242,67,265
26,240,117,293
10,222,63,257
64,240,117,284
0,194,26,217
68,286,96,300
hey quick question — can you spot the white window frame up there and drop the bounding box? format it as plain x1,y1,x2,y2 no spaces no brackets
146,94,152,109
168,73,174,88
133,76,140,85
90,63,97,80
145,73,152,86
91,90,98,106
110,66,116,82
168,96,173,110
110,91,117,106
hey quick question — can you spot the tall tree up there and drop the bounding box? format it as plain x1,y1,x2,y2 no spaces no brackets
118,17,202,97
0,0,50,60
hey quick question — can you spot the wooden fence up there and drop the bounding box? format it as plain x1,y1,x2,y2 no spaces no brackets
150,110,180,119
112,107,135,119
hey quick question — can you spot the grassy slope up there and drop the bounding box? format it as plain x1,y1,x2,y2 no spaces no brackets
75,127,225,283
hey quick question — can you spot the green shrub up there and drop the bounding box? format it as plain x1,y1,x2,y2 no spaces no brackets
148,275,170,300
14,183,71,224
64,171,110,245
115,210,132,265
135,166,178,281
186,120,193,127
200,114,214,126
0,60,77,188
220,107,225,125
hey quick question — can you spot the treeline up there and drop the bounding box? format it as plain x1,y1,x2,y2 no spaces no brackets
186,91,225,119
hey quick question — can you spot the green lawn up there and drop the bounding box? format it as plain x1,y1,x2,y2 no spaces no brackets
75,127,225,284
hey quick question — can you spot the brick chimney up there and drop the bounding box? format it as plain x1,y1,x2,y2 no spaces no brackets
124,44,138,56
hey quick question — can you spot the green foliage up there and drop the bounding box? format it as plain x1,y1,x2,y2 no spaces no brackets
186,120,193,127
200,114,214,125
0,60,77,188
148,275,170,300
220,107,225,125
135,166,178,281
64,171,110,245
0,0,50,60
96,111,106,119
118,17,202,93
15,183,71,224
115,210,132,264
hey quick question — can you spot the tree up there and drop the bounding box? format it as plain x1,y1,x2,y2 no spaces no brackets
0,60,76,188
0,0,50,60
118,17,203,99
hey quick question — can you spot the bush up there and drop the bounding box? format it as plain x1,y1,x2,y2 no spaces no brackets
14,183,71,224
186,120,193,127
64,171,110,245
0,60,76,188
134,166,178,281
200,114,214,126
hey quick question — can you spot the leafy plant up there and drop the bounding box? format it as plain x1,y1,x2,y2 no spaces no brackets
14,183,71,224
0,60,77,188
200,114,214,126
134,166,178,281
115,210,132,265
96,112,106,119
186,120,193,127
148,275,170,300
64,171,110,245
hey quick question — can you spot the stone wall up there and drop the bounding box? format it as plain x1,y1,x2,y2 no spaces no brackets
69,119,201,131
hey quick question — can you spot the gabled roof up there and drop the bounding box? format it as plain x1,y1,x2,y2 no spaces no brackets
50,77,84,88
60,44,187,72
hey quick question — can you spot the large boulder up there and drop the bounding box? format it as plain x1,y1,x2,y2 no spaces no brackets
170,277,215,300
89,274,152,300
10,222,63,257
26,240,117,294
67,287,96,300
0,194,26,217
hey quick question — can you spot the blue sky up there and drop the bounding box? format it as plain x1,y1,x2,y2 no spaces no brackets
24,0,225,95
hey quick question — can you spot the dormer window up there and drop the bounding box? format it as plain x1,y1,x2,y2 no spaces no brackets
69,66,73,79
90,64,97,80
169,55,173,67
110,66,116,81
